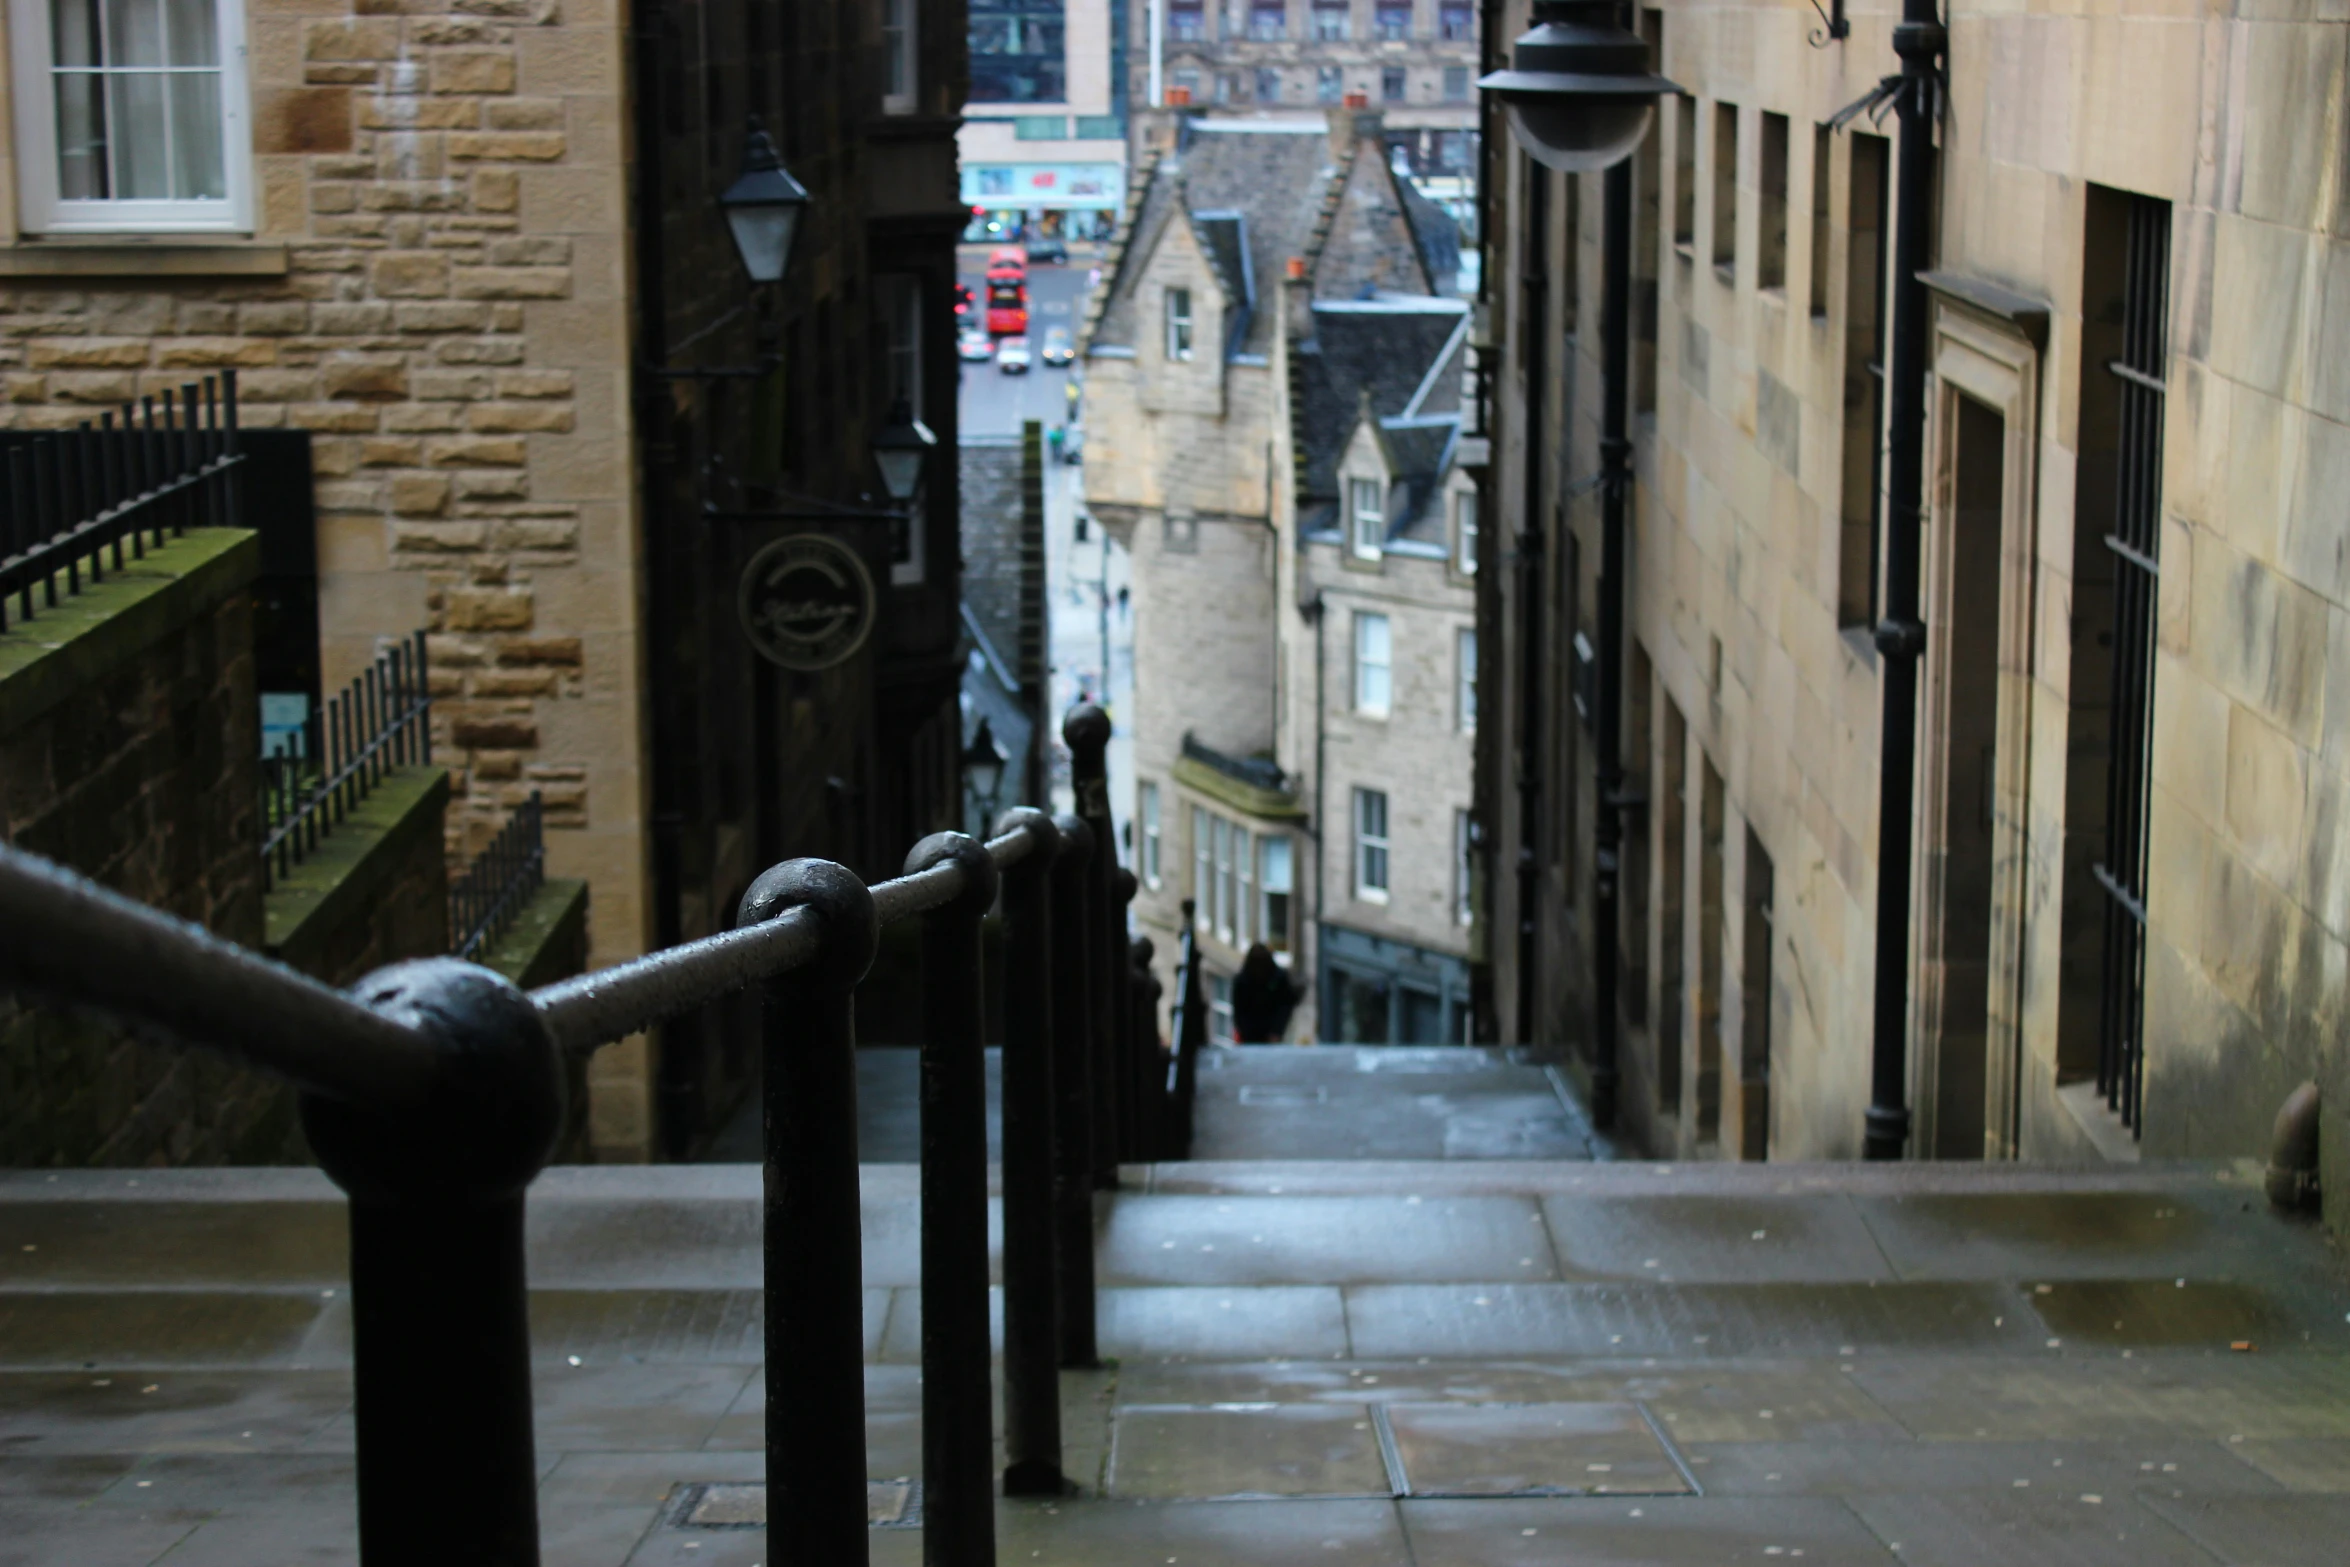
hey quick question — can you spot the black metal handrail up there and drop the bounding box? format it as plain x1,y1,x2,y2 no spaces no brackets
452,792,546,961
0,701,1177,1567
261,633,432,888
0,371,244,633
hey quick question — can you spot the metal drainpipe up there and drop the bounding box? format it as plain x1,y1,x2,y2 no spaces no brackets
1864,0,1945,1160
1514,170,1549,1046
1311,591,1328,1033
628,0,683,970
1589,152,1632,1129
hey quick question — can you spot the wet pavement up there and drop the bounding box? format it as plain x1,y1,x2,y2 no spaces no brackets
1,1046,2347,1562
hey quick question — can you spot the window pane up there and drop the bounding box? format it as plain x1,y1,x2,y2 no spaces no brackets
106,71,171,198
54,72,109,199
106,0,167,67
1260,835,1292,892
52,0,102,66
165,0,218,67
169,71,224,199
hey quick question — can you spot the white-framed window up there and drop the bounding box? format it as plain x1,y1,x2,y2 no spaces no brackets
1311,0,1347,40
1354,611,1392,717
1349,477,1385,559
878,273,927,585
1237,825,1256,947
1355,787,1390,902
1140,780,1162,887
1259,834,1292,952
1456,626,1477,733
11,0,254,234
1165,286,1194,361
1454,809,1474,926
1192,804,1212,929
881,0,917,113
1454,489,1478,574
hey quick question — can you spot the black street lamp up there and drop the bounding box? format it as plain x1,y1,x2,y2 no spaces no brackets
1478,1,1677,172
716,119,811,286
1482,0,1675,1128
870,396,938,508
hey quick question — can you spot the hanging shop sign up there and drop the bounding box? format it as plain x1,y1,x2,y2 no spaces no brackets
737,533,877,671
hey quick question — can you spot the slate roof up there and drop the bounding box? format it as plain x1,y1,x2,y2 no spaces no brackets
1092,122,1335,360
958,440,1025,675
1292,298,1470,520
1395,175,1463,297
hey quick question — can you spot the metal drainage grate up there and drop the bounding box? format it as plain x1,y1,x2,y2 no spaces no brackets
1237,1085,1329,1106
667,1480,922,1530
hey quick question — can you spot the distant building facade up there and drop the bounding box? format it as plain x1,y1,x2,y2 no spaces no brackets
1130,0,1480,183
1083,109,1474,1041
964,0,1131,240
1476,0,2350,1175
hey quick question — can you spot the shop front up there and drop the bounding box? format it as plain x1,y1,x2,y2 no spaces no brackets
961,162,1126,243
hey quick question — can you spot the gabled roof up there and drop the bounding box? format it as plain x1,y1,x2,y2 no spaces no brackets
1291,298,1469,511
1091,122,1338,360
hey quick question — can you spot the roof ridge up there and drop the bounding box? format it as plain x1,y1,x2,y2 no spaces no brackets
1080,147,1165,355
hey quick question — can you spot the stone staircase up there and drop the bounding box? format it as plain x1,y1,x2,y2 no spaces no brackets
2,1048,2347,1564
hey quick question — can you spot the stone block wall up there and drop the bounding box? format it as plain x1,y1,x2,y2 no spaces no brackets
0,530,302,1165
0,0,648,1029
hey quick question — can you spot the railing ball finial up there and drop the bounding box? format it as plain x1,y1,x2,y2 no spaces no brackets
1053,811,1095,862
1062,702,1111,754
904,830,1002,916
1132,934,1155,966
992,805,1064,864
302,957,564,1201
1115,865,1138,905
737,858,879,986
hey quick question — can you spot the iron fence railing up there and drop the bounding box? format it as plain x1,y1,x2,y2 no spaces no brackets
261,633,432,889
0,371,245,634
0,702,1173,1567
451,792,546,961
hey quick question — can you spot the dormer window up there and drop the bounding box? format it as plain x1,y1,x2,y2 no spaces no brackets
1165,287,1194,361
1349,477,1384,559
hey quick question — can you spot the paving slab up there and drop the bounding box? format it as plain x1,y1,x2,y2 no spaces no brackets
1678,1438,2285,1498
995,1496,1414,1566
1384,1401,1692,1496
2227,1437,2350,1491
1399,1494,1899,1565
1852,1191,2294,1282
1342,1281,2036,1359
1186,1048,1595,1161
1847,1353,2350,1441
1108,1403,1389,1497
1542,1194,1896,1283
2136,1491,2350,1565
1845,1490,2220,1567
0,1369,352,1455
1099,1285,1352,1360
1098,1195,1555,1286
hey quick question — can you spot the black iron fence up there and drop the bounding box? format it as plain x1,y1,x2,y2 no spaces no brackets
451,792,546,961
0,371,245,634
261,633,432,889
0,703,1181,1567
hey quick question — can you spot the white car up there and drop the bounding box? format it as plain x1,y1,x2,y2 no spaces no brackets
958,326,993,362
996,336,1032,374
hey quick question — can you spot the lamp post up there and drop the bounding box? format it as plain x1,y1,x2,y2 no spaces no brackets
963,717,1008,835
1482,1,1675,1128
716,120,811,286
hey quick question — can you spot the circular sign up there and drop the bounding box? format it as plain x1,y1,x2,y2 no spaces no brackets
736,533,877,671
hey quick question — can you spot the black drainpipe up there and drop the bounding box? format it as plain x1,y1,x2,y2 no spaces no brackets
1588,150,1632,1128
1311,591,1328,1028
629,0,685,1059
1864,0,1945,1159
1514,167,1549,1045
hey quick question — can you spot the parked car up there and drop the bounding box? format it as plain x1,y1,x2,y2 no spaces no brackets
958,325,994,361
1025,237,1069,265
996,336,1032,374
1040,326,1075,366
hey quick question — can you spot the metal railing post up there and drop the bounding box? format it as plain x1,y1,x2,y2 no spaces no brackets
1063,706,1122,1183
992,808,1066,1495
1110,867,1140,1166
1174,908,1210,1159
1130,935,1165,1160
906,832,1001,1567
300,958,565,1567
1046,812,1100,1368
738,859,879,1567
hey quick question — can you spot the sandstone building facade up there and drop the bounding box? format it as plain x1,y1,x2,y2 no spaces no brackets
1477,0,2350,1177
0,0,969,1160
1085,109,1476,1039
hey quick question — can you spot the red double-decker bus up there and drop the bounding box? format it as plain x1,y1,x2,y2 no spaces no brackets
984,248,1028,335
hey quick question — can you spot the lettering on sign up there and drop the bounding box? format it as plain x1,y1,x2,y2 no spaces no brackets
737,533,877,671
